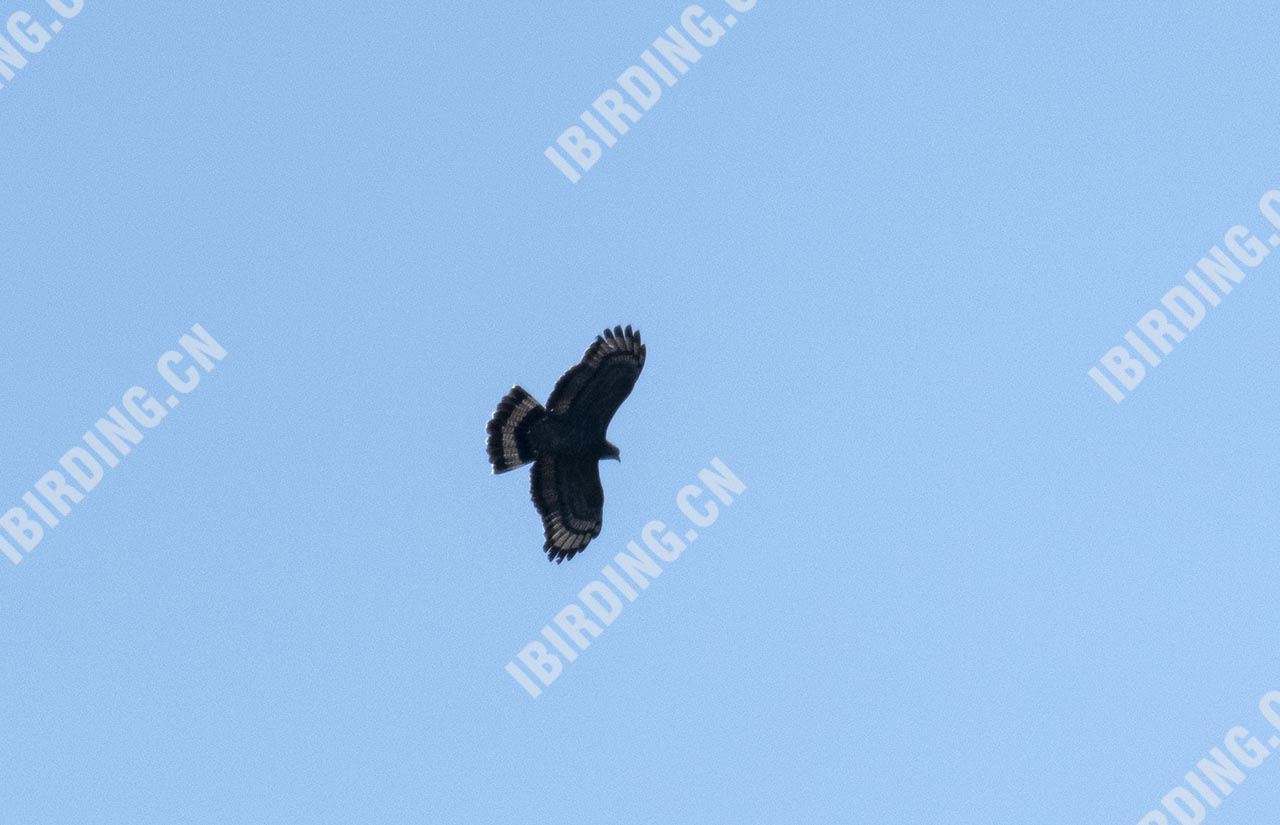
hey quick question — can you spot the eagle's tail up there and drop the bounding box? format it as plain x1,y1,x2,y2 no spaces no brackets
487,386,546,474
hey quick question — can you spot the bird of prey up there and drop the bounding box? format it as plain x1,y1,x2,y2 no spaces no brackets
487,325,646,563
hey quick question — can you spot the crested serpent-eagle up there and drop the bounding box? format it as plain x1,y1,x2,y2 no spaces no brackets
486,325,646,563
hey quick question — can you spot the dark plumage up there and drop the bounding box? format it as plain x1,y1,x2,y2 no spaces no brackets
487,325,646,563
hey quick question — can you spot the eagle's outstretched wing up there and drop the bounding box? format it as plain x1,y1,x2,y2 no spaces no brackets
530,455,603,563
547,325,646,437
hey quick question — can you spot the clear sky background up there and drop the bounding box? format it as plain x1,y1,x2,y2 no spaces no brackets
2,2,1279,823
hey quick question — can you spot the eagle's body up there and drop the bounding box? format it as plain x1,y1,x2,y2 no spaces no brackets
486,325,646,563
524,414,619,460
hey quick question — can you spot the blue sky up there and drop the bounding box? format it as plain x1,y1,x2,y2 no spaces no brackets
2,2,1279,823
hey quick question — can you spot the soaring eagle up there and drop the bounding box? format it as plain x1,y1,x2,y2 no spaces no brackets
487,325,646,563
